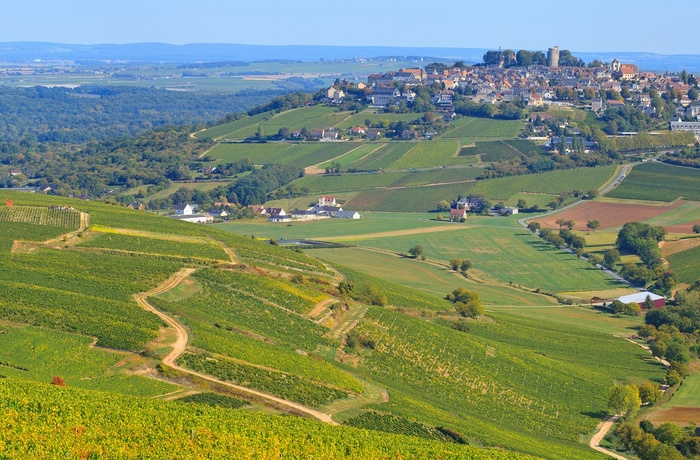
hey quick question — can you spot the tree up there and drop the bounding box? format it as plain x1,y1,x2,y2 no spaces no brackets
51,376,66,386
622,302,642,316
644,295,655,310
565,220,575,230
408,245,425,260
607,384,641,419
604,249,621,267
449,258,462,271
693,224,700,234
527,222,541,233
649,340,667,358
654,422,685,446
256,124,265,140
586,220,600,232
446,288,483,318
586,189,599,199
437,200,451,212
637,382,660,405
555,218,566,229
588,254,603,266
665,342,691,365
610,299,625,314
460,259,472,275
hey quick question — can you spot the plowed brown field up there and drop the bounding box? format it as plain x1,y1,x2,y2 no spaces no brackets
534,201,682,231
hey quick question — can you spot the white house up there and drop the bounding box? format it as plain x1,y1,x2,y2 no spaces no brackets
174,203,194,216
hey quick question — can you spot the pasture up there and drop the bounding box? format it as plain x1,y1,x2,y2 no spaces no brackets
606,162,700,202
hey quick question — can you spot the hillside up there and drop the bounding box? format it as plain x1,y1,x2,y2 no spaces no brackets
0,190,669,459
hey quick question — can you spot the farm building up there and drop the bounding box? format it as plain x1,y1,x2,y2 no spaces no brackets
291,210,319,221
173,203,194,215
617,292,665,309
172,214,213,224
268,215,292,223
334,211,361,219
450,208,467,221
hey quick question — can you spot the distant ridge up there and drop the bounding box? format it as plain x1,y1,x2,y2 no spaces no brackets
1,42,700,71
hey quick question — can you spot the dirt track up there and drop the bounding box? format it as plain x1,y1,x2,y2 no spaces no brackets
135,268,337,425
589,416,628,460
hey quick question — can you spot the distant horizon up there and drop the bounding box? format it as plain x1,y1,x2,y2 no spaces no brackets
2,40,700,58
4,1,700,56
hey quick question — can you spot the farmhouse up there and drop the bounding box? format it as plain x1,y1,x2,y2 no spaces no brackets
450,208,467,221
617,292,665,309
264,207,286,217
173,203,194,215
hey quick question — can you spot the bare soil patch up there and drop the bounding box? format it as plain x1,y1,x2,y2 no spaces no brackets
645,407,700,426
662,237,700,257
534,201,682,231
666,219,700,234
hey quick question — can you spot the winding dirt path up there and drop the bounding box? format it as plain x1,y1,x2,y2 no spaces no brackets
135,268,337,425
589,416,628,460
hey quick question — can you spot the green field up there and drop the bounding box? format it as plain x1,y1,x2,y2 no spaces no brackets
350,142,416,170
667,245,700,283
607,162,700,202
196,112,270,140
338,109,422,129
218,212,447,239
459,140,545,162
315,247,557,306
441,117,524,140
389,141,464,169
347,225,624,293
665,369,700,407
342,166,617,211
319,143,378,169
260,106,352,132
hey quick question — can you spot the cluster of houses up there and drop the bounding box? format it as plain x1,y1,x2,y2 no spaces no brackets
447,197,518,221
263,196,361,223
323,54,699,139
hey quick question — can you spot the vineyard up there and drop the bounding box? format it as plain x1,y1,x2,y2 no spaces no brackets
78,232,230,261
668,245,700,283
606,161,700,202
0,379,534,459
179,351,351,408
345,306,663,459
0,205,80,229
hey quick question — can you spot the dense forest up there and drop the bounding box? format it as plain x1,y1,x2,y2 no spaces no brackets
0,85,288,143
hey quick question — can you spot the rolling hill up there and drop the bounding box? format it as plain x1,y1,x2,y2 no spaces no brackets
0,190,667,459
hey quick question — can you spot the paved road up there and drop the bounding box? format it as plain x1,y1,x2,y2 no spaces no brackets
599,164,634,195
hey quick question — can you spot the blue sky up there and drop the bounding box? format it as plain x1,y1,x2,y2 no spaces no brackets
4,0,699,55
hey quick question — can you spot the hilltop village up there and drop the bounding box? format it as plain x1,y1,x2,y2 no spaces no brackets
319,47,700,141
